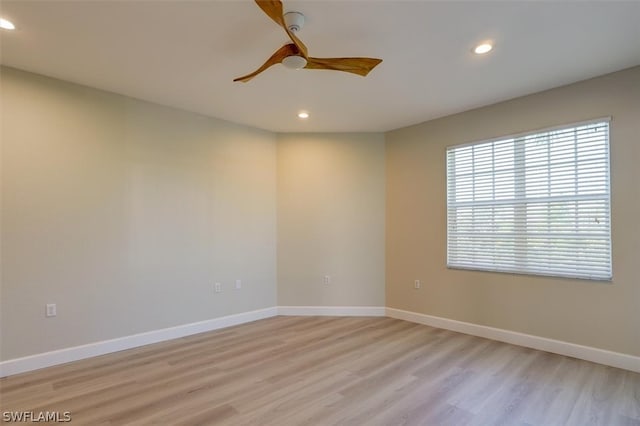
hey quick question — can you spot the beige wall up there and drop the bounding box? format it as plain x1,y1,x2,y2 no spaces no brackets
0,67,277,360
386,66,640,356
277,133,385,307
2,63,638,363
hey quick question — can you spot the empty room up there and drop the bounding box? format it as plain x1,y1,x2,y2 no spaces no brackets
1,0,639,424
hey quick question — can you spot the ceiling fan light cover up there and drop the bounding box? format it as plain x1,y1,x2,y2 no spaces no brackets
282,55,307,70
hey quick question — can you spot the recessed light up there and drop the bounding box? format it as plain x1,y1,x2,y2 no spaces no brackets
474,43,493,55
297,111,309,119
0,18,15,30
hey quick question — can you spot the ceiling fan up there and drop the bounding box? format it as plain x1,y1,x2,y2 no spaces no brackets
234,0,382,83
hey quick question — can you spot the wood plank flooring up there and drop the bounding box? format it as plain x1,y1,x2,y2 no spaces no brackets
1,316,638,425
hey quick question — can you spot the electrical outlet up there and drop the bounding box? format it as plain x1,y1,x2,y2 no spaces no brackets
323,275,331,285
214,282,222,293
235,279,242,290
414,280,421,289
45,303,57,317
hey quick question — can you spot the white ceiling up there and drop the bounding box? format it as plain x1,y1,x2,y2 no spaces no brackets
1,1,639,133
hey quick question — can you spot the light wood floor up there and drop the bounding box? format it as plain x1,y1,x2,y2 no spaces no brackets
1,316,638,425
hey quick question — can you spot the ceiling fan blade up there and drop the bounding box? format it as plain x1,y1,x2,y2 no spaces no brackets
254,0,285,26
304,57,383,77
233,44,297,83
254,0,308,58
285,28,308,58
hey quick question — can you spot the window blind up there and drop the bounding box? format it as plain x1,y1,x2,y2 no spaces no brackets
446,120,611,280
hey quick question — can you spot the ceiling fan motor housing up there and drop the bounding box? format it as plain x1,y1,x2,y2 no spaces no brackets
283,11,305,32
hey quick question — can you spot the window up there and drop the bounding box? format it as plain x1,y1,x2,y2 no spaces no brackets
446,119,611,280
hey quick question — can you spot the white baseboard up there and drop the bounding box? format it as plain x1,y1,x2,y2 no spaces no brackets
3,305,637,377
0,307,278,378
386,307,640,373
278,306,386,317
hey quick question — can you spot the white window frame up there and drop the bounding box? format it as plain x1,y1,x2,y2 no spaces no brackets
446,118,612,281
